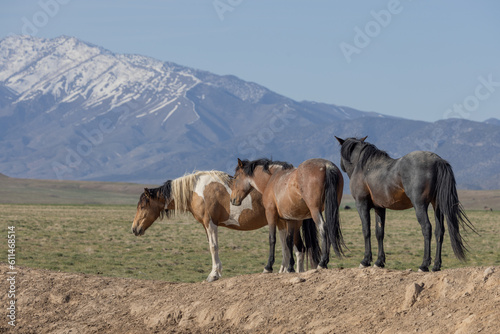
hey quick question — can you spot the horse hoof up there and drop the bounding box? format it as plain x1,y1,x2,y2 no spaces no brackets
359,263,369,269
373,264,383,269
207,275,219,283
263,268,273,274
418,268,429,273
317,265,327,270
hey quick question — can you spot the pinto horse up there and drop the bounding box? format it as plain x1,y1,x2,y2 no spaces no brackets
230,158,345,272
131,170,319,282
335,136,475,272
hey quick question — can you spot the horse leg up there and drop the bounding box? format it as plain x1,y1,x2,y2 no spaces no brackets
293,223,305,272
264,209,279,273
310,209,330,269
414,203,432,272
279,222,304,273
285,222,296,273
357,200,372,268
278,226,290,273
301,218,320,270
205,220,222,282
374,207,386,268
432,203,445,272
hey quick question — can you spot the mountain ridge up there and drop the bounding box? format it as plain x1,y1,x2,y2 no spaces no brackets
0,35,499,189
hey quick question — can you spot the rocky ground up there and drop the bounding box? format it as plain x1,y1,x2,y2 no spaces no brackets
1,264,499,333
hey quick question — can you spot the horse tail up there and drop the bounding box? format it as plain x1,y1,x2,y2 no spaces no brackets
324,165,345,257
434,160,475,261
301,218,321,267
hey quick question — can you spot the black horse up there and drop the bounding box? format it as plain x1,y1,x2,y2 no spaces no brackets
335,136,474,272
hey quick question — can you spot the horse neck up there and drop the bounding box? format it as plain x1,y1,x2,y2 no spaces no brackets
166,198,195,218
251,165,281,193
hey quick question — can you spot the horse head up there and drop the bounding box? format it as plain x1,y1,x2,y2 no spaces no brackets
230,158,254,206
335,136,367,177
131,182,172,236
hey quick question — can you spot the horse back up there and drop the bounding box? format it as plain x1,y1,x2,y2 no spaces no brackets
355,150,443,209
268,158,340,220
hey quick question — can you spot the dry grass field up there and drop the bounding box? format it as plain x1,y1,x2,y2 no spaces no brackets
0,175,498,283
0,202,498,283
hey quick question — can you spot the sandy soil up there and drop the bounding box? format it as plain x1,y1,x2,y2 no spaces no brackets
1,264,499,334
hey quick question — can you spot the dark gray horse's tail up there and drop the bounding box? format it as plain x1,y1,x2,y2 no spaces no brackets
435,160,475,261
301,218,320,266
325,165,345,257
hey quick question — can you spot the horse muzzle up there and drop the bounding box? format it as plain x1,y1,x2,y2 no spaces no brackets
131,225,145,236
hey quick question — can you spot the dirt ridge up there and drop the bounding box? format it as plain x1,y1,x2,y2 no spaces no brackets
1,264,499,333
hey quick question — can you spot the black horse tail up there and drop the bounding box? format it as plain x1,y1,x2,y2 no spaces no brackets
301,218,321,267
435,160,475,261
324,165,345,258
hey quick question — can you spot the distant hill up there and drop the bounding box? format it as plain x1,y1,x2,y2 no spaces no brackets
0,176,148,205
0,35,499,189
485,118,500,126
0,174,497,209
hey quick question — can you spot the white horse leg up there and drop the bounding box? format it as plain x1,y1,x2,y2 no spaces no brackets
278,227,290,273
206,220,222,282
316,213,330,269
295,245,305,272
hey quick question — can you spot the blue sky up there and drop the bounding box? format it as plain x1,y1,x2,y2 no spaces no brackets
1,0,499,122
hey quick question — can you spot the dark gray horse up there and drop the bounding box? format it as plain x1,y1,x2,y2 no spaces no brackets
335,136,474,272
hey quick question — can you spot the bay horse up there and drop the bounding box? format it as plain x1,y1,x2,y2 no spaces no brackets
230,158,345,273
131,170,319,282
335,136,475,272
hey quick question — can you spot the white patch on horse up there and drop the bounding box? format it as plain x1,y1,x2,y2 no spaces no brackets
194,175,252,227
221,183,253,227
193,174,214,200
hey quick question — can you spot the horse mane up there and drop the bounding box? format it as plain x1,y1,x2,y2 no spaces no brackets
237,158,294,176
341,137,391,168
143,170,230,218
340,139,359,163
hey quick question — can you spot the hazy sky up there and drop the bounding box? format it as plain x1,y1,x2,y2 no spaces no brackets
1,0,499,122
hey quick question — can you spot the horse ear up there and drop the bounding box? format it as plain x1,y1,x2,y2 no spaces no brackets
360,136,368,142
335,136,345,145
144,188,151,198
237,158,244,168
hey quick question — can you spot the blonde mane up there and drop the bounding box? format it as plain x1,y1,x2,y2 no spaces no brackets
170,170,231,214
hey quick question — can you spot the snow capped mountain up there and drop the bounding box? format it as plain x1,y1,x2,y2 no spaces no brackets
0,35,499,189
0,35,352,181
0,35,203,128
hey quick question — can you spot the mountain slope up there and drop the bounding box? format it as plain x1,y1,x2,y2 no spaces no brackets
0,35,499,189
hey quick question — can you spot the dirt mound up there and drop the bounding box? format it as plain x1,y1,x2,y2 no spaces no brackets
2,264,499,333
